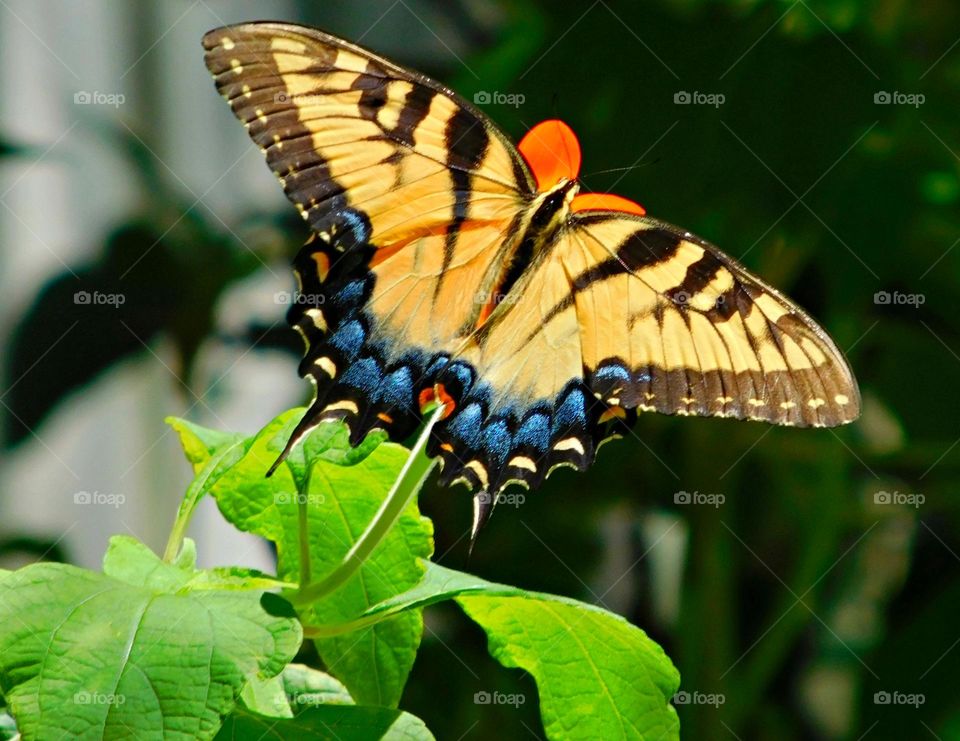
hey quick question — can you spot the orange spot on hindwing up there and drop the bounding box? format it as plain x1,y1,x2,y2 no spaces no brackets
418,388,436,411
418,383,456,419
311,252,330,280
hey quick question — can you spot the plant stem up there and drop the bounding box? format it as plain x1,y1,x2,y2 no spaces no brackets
292,406,443,606
298,467,312,586
163,507,192,563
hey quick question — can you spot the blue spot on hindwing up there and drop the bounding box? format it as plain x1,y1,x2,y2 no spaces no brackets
334,279,366,307
480,418,512,468
340,356,381,393
552,386,587,437
595,364,630,383
448,402,483,448
515,412,551,453
338,209,371,246
378,366,413,408
329,319,365,357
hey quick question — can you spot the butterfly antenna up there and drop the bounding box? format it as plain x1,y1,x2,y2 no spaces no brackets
580,157,660,179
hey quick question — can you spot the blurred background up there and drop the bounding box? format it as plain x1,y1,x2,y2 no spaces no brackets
1,0,958,738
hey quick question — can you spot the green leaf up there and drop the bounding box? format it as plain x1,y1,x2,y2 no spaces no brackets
103,534,194,589
362,563,680,741
205,410,433,707
281,664,353,707
216,704,435,740
240,674,294,719
0,542,301,740
105,535,295,595
458,595,679,741
167,416,244,472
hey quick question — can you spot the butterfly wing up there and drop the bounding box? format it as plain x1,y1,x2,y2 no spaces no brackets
203,23,535,452
431,213,860,494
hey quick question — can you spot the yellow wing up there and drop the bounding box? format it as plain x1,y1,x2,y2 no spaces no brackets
430,213,860,495
203,23,535,455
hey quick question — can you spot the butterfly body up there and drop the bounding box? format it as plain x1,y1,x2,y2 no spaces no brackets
203,22,860,528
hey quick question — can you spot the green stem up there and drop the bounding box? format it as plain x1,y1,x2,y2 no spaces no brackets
298,467,312,586
301,613,385,638
162,506,192,563
162,439,247,563
291,406,443,606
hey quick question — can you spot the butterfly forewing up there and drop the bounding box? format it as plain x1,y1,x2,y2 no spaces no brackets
203,23,534,454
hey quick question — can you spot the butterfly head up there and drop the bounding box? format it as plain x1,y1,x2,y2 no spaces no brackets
519,119,647,217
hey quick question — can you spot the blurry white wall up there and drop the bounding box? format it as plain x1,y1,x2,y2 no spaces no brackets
0,0,304,570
